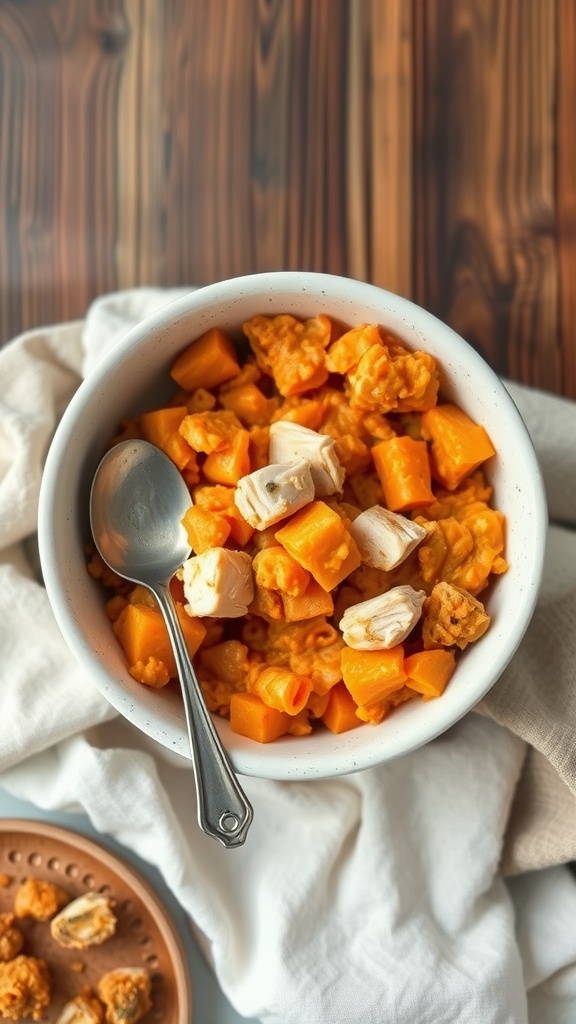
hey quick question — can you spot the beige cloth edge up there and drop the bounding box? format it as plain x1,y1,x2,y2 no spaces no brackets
501,746,576,876
473,380,576,875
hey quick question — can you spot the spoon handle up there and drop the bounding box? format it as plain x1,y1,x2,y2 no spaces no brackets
153,584,253,848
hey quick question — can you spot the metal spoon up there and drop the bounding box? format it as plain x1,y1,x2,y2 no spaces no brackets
89,438,253,848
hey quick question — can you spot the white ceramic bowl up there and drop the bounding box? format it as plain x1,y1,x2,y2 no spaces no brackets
38,272,547,779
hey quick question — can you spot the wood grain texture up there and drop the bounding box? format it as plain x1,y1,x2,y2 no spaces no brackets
0,0,575,396
348,0,413,295
414,0,560,390
557,0,576,398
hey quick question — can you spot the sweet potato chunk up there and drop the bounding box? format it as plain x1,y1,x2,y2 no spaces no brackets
275,501,361,592
404,649,456,699
113,603,206,685
139,406,197,471
421,404,496,490
322,681,362,734
372,436,434,512
341,646,407,707
230,692,291,742
170,327,241,391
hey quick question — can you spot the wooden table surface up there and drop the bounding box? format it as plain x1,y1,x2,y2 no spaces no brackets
1,0,575,398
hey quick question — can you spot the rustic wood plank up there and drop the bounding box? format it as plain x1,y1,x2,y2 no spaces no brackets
121,0,353,285
0,1,128,335
0,2,63,336
294,0,348,273
115,0,165,288
250,0,295,273
57,2,128,318
160,1,257,285
365,0,413,296
414,0,560,392
0,0,572,399
556,0,576,399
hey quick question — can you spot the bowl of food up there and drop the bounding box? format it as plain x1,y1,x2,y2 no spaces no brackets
38,272,547,780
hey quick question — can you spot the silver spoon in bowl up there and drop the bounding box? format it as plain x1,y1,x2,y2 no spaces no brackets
89,438,253,848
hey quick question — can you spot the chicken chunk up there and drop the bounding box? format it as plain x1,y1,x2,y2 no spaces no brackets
96,968,151,1024
55,991,104,1024
51,893,117,950
268,421,345,497
234,460,315,530
180,548,254,618
349,505,427,571
0,955,51,1021
340,585,426,651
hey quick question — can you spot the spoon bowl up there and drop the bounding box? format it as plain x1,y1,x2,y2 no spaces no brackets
89,440,192,586
89,439,253,848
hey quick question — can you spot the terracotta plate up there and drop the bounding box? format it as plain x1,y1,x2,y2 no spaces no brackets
0,819,192,1023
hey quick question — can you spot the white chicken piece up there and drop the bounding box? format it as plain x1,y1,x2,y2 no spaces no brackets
349,505,427,570
97,967,152,1024
55,994,104,1024
340,585,426,650
181,548,254,617
268,421,345,496
234,459,315,530
50,892,117,950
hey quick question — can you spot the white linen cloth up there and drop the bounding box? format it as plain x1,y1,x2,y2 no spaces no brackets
1,288,576,1024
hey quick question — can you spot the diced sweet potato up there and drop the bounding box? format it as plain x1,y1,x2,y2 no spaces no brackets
181,505,231,553
404,649,456,699
202,429,251,485
275,501,361,592
421,404,496,490
253,546,311,598
219,383,279,426
322,681,362,734
281,579,334,622
139,406,197,471
325,323,383,374
372,436,434,512
230,692,291,743
179,410,243,453
248,666,312,715
112,603,206,684
341,645,407,707
171,328,241,391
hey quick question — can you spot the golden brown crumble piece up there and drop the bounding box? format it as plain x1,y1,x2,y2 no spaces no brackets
0,955,51,1021
13,878,69,921
422,581,490,651
0,915,24,963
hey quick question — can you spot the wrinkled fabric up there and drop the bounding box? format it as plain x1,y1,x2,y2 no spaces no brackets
1,289,575,1024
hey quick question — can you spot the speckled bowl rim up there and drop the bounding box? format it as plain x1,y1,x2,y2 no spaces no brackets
38,272,548,780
